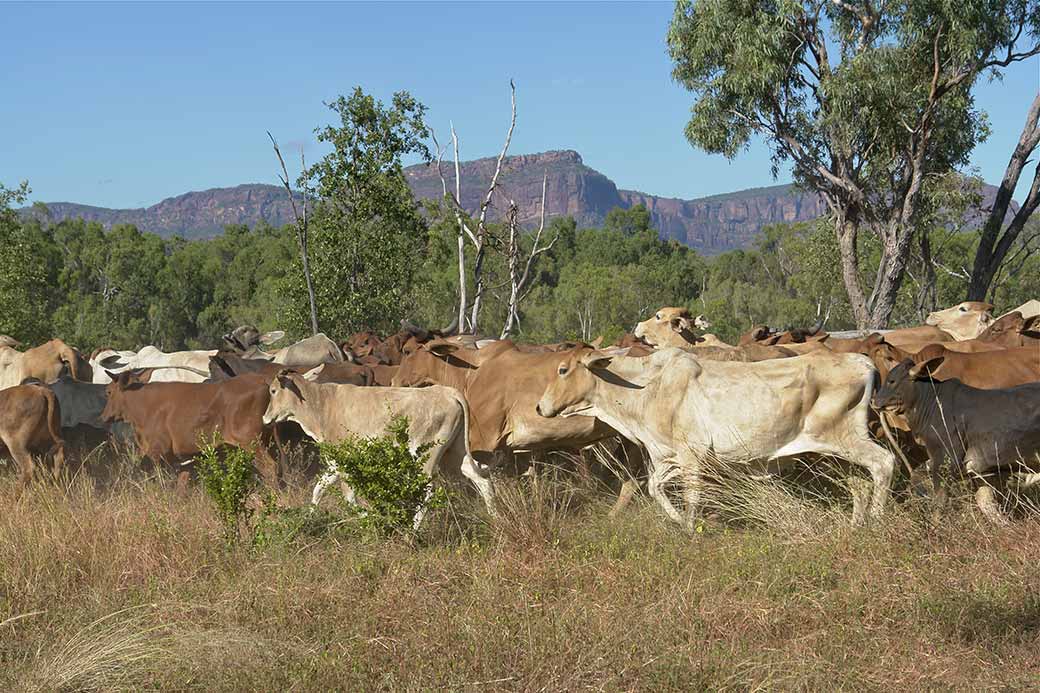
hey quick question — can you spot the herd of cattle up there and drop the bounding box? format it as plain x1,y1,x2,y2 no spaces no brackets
1,298,1039,528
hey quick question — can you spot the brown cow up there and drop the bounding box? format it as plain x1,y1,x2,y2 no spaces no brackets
100,372,282,488
391,339,643,513
0,383,65,490
300,362,377,386
0,339,92,389
976,311,1040,348
391,340,618,464
872,342,1040,390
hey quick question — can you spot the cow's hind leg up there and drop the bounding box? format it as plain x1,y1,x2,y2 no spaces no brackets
9,443,34,495
461,455,495,515
848,441,895,523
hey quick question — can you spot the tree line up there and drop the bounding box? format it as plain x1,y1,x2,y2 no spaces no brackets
2,174,1038,352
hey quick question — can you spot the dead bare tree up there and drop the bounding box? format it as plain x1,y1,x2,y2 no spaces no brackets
268,131,319,335
501,172,558,338
433,80,517,334
967,91,1040,301
431,128,469,334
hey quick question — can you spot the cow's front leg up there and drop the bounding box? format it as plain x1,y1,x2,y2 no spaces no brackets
646,458,685,525
681,457,704,531
966,451,1008,525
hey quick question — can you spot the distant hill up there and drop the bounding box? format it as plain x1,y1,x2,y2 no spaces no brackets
22,150,1009,254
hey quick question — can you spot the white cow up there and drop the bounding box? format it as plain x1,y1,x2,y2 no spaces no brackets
262,371,494,528
536,347,895,528
90,347,213,383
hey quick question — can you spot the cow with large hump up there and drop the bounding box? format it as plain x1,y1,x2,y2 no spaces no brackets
535,346,895,528
262,371,493,527
0,338,92,389
0,382,65,491
100,371,283,489
872,356,1040,522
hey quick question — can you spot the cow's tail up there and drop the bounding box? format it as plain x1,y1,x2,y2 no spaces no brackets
43,387,65,475
447,386,490,478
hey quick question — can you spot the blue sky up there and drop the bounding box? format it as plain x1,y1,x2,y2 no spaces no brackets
2,1,1037,209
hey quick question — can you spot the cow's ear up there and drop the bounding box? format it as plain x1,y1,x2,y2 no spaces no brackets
670,317,691,333
581,348,626,370
1022,315,1040,333
302,365,324,381
426,341,460,357
910,355,945,381
259,330,285,345
589,335,604,348
694,314,711,330
99,354,126,369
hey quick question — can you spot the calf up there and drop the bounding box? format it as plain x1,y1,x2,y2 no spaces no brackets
100,372,282,488
0,383,65,490
872,357,1040,521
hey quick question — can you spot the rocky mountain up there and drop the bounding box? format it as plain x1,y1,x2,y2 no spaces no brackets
22,150,1005,254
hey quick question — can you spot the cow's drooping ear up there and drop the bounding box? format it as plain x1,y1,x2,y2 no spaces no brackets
99,354,127,369
581,348,627,371
302,364,324,382
909,355,945,381
425,341,460,357
1022,315,1040,333
670,317,691,334
259,330,286,346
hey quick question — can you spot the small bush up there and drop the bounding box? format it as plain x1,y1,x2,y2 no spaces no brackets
194,436,260,544
318,415,444,536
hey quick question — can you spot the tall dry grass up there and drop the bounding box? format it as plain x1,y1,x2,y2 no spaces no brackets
1,446,1039,690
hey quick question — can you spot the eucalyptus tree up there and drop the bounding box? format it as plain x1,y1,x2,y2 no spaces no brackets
668,0,1040,328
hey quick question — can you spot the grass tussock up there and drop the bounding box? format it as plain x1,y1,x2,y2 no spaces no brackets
1,448,1039,691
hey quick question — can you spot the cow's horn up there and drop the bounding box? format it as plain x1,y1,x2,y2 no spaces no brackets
440,315,460,337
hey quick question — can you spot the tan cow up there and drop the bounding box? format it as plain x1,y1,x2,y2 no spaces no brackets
0,339,92,389
536,347,895,528
924,301,994,340
0,383,65,490
262,373,493,527
223,327,344,366
635,307,802,360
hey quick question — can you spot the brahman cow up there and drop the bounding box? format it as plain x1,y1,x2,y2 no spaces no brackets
535,347,895,528
873,356,1040,522
101,372,283,488
0,339,92,389
0,383,65,490
261,372,493,527
976,311,1040,348
872,342,1040,389
222,326,344,366
392,339,645,513
635,308,801,360
93,346,214,384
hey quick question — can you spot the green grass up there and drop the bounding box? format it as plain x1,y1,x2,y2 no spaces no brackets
1,454,1039,691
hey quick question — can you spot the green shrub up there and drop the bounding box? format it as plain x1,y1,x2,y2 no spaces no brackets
194,436,260,545
318,415,444,536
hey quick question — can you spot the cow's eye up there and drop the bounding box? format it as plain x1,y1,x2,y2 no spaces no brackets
959,306,966,311
656,313,662,320
558,366,568,375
